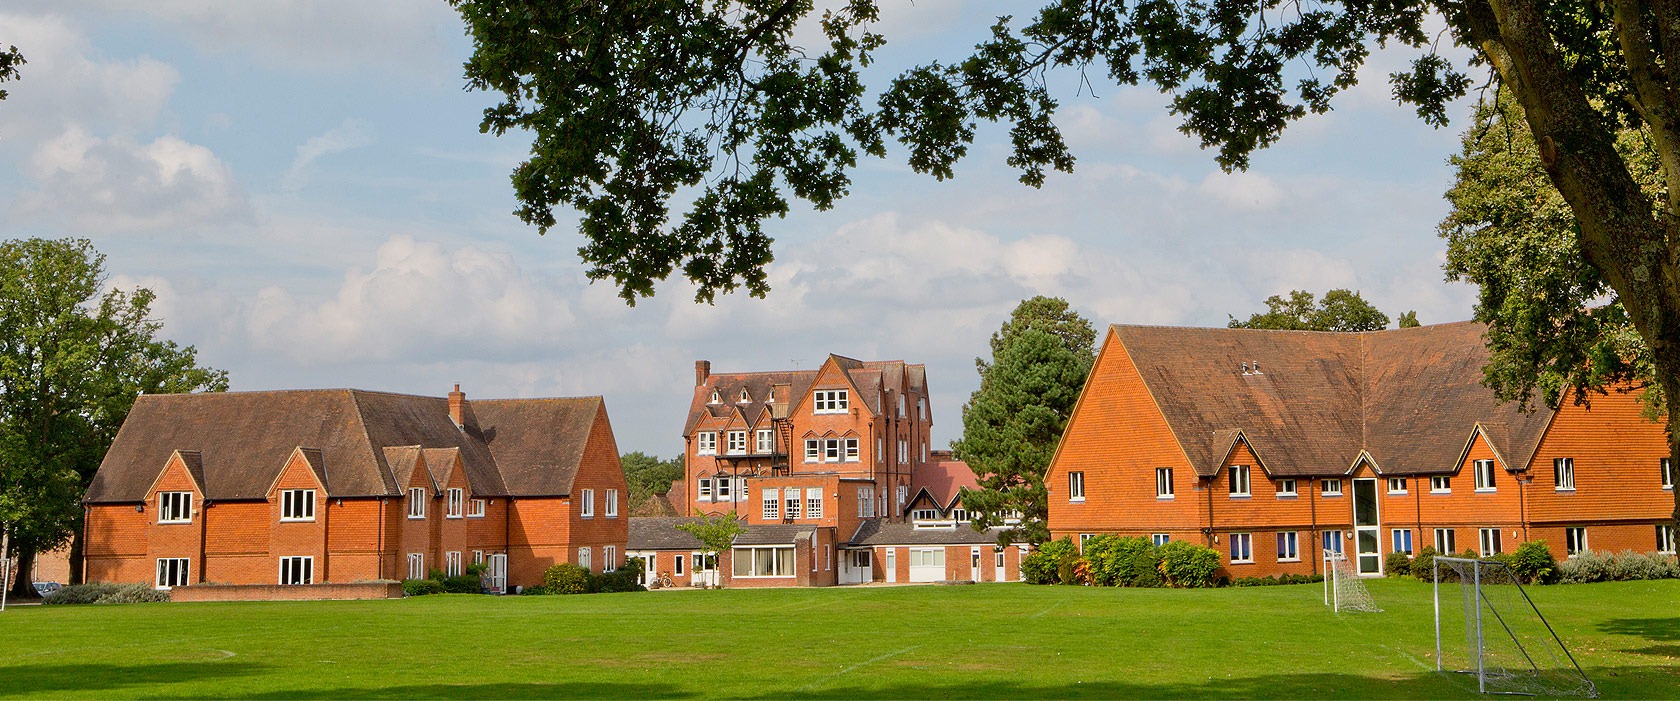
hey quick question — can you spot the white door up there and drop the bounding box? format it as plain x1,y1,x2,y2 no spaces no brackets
884,548,897,583
488,554,507,594
970,547,982,582
640,554,657,586
1352,478,1381,575
994,548,1006,582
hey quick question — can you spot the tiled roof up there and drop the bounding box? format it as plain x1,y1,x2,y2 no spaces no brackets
627,517,706,550
909,456,977,510
735,523,815,546
849,519,1015,546
1111,321,1553,477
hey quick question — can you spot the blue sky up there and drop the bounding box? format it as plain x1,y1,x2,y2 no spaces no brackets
0,2,1481,456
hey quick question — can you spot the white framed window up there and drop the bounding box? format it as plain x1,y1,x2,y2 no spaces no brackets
1324,530,1344,554
1276,531,1299,562
1431,476,1451,493
279,556,313,585
856,487,874,518
606,489,619,517
898,439,909,463
407,553,424,580
1151,533,1170,546
763,487,781,519
447,488,464,518
280,489,315,522
468,498,487,518
784,489,802,519
1392,528,1413,556
1659,524,1676,555
1068,471,1086,502
804,439,820,463
1479,528,1502,556
951,508,970,522
407,487,426,519
738,388,750,403
1434,528,1456,553
473,550,484,564
919,397,927,420
911,509,938,520
1228,466,1251,497
732,546,796,577
158,491,193,524
1664,458,1674,490
156,558,190,589
726,430,747,455
716,476,732,501
1320,479,1342,496
675,554,686,575
896,484,909,510
1474,459,1497,491
756,429,774,453
909,548,944,567
1276,478,1297,497
806,488,823,519
446,551,463,577
1156,467,1174,499
580,488,595,518
825,439,842,462
698,477,714,502
814,389,849,413
846,438,860,462
604,545,617,572
697,431,718,455
1554,458,1575,491
876,437,884,463
1078,534,1093,551
708,390,720,404
897,393,906,417
921,441,928,463
1565,527,1587,557
1387,477,1407,494
1229,532,1253,563
578,547,592,571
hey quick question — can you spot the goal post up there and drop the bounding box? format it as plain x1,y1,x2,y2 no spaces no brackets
1322,548,1380,613
1432,556,1596,697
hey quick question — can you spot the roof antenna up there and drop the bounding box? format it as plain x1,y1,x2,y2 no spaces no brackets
791,358,804,370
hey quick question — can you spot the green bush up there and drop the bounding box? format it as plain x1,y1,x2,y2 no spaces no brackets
1022,537,1075,585
543,562,591,594
1080,535,1123,586
465,562,489,577
1157,540,1221,588
1410,546,1439,582
1115,537,1162,587
402,578,446,596
43,582,167,605
427,568,447,582
1385,551,1412,578
442,574,483,594
589,560,647,593
1509,540,1558,584
1559,550,1680,583
519,585,550,595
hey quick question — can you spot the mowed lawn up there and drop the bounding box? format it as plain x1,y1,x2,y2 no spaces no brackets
1,578,1676,699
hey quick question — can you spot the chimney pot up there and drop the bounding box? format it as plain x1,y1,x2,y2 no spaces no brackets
696,360,711,387
448,384,467,427
1241,362,1249,374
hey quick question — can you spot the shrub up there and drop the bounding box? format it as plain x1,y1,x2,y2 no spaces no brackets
427,568,447,582
1385,551,1411,578
519,585,550,595
43,582,167,605
1509,540,1558,584
1554,550,1679,584
1080,535,1123,586
465,562,489,577
543,562,591,594
1022,537,1075,585
1114,537,1163,587
402,578,445,596
442,574,483,594
1157,540,1221,588
1411,546,1439,582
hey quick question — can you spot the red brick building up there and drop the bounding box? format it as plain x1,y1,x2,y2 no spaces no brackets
82,386,628,593
1048,322,1678,578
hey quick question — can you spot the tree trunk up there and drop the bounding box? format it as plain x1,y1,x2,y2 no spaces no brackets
1665,366,1680,563
68,525,85,585
8,548,36,599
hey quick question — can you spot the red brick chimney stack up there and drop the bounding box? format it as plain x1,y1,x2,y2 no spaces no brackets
448,383,466,427
696,360,711,387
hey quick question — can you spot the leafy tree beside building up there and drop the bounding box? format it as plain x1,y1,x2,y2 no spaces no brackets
1228,289,1412,332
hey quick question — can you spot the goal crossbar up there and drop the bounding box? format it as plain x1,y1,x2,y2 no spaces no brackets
1432,556,1596,697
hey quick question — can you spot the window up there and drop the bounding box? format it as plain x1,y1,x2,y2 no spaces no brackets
407,553,424,580
1276,532,1299,562
697,431,718,455
814,389,849,413
1554,458,1575,491
1474,459,1497,491
766,388,775,403
1068,471,1086,501
158,491,193,524
580,488,595,518
733,546,796,576
1321,479,1343,496
921,441,929,463
279,556,313,585
805,439,820,463
407,487,426,519
847,438,860,462
911,509,938,520
1228,466,1251,497
446,551,463,577
1324,530,1344,554
716,476,731,501
1079,533,1093,551
763,487,781,519
280,489,315,521
473,550,483,564
726,430,747,455
606,489,619,517
909,548,945,567
468,498,487,517
447,488,464,518
898,393,907,417
1155,468,1174,499
1434,528,1456,553
877,437,884,463
1479,528,1502,556
1566,527,1587,557
806,488,823,519
604,545,617,572
708,390,720,404
1659,524,1676,555
785,489,801,519
919,397,927,420
825,439,842,462
156,558,190,589
1151,533,1170,546
756,429,774,454
898,439,909,463
951,509,970,523
698,477,713,502
1431,476,1451,493
1664,458,1674,489
739,388,750,402
1276,478,1296,497
860,487,875,517
578,547,592,571
1387,477,1407,494
1229,533,1253,563
1392,529,1413,556
675,554,686,575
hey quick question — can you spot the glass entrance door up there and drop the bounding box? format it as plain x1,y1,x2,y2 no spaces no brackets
1352,478,1381,575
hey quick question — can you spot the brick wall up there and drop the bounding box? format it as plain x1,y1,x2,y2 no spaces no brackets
170,581,401,602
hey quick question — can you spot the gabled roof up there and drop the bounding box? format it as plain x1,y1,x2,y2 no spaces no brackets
849,519,1017,546
627,517,706,550
685,370,816,436
908,454,977,511
1108,321,1554,477
470,397,602,496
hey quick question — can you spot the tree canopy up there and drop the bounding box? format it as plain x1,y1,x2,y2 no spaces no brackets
955,297,1095,545
0,238,227,595
675,511,744,587
621,451,684,515
0,45,20,104
1228,289,1407,332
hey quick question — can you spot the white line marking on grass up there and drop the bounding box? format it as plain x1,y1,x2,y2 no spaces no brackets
1379,644,1430,672
800,645,921,691
1030,599,1066,618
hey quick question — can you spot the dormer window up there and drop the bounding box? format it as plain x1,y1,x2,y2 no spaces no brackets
709,390,720,404
767,389,775,403
739,388,751,403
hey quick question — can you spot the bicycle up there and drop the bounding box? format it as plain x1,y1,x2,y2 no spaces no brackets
652,571,675,589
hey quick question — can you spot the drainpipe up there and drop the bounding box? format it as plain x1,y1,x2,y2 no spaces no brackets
1309,478,1318,576
1518,473,1528,542
321,494,331,583
1204,475,1216,547
1414,480,1423,555
199,500,209,583
376,498,385,580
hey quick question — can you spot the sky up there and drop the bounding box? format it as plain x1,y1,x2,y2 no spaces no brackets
0,2,1484,458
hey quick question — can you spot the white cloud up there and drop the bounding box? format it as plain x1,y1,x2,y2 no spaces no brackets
0,13,180,140
282,118,372,191
18,125,250,232
1198,170,1285,211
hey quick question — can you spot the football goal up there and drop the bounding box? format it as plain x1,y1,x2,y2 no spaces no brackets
1322,549,1380,613
1433,556,1596,697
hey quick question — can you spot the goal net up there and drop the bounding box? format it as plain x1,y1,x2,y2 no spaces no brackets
1322,549,1380,613
1433,556,1596,697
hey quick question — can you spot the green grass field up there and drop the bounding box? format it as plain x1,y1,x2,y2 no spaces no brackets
0,578,1675,699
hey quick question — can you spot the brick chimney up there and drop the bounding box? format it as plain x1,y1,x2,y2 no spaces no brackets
448,384,466,428
695,360,711,387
